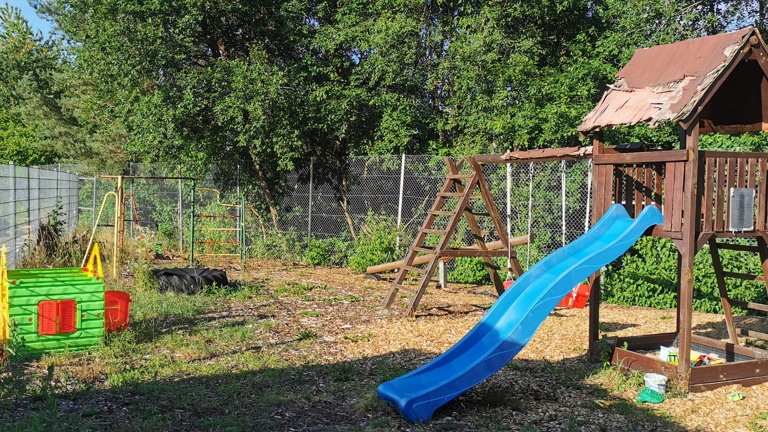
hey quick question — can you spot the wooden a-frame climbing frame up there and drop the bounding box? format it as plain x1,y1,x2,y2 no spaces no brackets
383,156,524,316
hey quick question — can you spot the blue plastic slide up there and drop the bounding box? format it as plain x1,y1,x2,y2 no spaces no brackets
377,204,663,422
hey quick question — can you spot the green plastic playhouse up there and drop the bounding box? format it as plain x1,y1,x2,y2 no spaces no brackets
0,244,130,354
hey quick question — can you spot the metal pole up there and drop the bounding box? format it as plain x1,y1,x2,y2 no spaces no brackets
561,160,567,246
506,162,512,278
113,175,122,278
26,166,31,256
307,157,314,246
585,160,593,233
9,162,16,267
396,153,406,252
526,163,533,270
92,176,97,232
190,179,196,266
178,165,183,253
240,191,245,263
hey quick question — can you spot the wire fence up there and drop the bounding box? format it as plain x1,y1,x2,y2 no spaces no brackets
0,163,81,269
21,156,593,278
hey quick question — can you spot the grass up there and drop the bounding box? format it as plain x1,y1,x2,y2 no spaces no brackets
0,251,704,431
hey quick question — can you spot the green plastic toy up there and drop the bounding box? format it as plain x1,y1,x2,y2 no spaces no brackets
1,244,129,354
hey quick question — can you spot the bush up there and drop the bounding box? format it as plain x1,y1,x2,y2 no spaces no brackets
603,237,768,314
448,257,491,284
304,235,352,267
348,213,401,273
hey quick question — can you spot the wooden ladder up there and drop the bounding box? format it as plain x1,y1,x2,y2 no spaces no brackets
709,237,768,343
383,157,512,316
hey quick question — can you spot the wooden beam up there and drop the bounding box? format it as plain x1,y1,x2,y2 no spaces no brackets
593,150,688,165
691,334,765,360
677,123,700,388
616,332,677,351
708,239,738,343
474,146,591,165
612,347,679,377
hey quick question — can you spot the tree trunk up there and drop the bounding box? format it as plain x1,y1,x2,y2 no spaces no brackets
251,159,280,229
338,175,357,240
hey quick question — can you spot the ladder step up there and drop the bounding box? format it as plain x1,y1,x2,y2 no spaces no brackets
401,265,427,274
391,284,417,295
428,210,455,216
420,228,446,235
469,194,483,199
446,174,473,180
410,246,436,254
437,192,464,198
466,211,491,217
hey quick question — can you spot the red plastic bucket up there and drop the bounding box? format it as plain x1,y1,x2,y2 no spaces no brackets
104,290,131,333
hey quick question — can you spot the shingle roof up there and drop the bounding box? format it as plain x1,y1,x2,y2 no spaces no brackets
578,27,756,133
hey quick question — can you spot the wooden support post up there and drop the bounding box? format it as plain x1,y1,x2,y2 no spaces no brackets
588,131,605,361
677,124,700,389
708,239,738,343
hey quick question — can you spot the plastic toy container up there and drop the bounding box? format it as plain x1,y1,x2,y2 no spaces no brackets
104,290,131,333
644,373,668,394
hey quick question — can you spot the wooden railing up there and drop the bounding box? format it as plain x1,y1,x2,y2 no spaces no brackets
593,150,688,235
700,151,768,233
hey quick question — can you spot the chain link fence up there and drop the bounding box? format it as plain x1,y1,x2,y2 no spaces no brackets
0,163,80,269
12,156,593,279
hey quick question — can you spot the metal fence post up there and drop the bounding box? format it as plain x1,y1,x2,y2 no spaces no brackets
307,157,314,246
26,166,31,255
585,160,593,233
178,165,183,253
561,160,567,246
526,162,533,270
93,176,97,231
396,153,405,252
9,162,16,266
506,162,512,278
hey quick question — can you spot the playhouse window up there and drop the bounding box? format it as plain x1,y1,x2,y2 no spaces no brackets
38,300,77,335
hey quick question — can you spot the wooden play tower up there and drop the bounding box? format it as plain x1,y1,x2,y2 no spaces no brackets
578,27,768,391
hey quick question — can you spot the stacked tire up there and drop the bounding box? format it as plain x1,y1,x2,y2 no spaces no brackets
150,268,228,294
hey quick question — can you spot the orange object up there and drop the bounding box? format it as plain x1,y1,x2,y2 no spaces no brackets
38,299,78,335
557,283,592,309
503,280,514,290
104,291,131,333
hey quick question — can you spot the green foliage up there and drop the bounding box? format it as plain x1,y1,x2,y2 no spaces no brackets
603,237,768,313
448,258,491,285
304,236,352,267
348,213,402,273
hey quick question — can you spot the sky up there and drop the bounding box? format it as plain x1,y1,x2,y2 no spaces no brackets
4,0,53,35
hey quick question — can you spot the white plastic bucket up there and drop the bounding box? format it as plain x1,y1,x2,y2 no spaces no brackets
644,373,668,394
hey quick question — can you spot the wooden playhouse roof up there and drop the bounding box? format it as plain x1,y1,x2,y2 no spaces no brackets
578,27,768,134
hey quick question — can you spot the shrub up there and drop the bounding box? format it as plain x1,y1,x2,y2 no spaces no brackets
448,257,491,284
348,213,401,273
304,235,352,267
603,237,768,314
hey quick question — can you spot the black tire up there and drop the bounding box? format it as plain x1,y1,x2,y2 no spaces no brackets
150,268,229,294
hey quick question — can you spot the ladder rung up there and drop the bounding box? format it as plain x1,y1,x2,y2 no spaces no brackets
437,192,464,198
446,174,473,179
480,230,496,236
402,265,427,274
469,194,483,199
420,228,446,235
723,271,765,282
466,211,491,217
428,210,455,216
411,246,436,254
391,284,417,295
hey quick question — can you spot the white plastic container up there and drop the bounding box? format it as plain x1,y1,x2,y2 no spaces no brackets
644,373,668,394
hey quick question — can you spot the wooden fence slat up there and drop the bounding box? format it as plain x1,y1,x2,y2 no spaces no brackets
635,166,644,216
664,162,676,231
758,159,767,231
654,164,663,206
726,158,736,229
703,157,715,231
715,158,726,232
737,158,746,189
672,161,684,232
748,159,757,189
624,166,634,215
